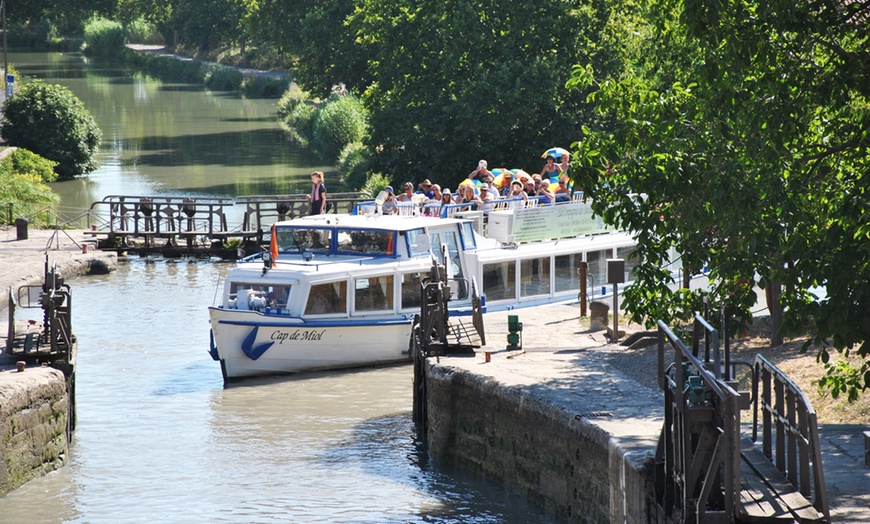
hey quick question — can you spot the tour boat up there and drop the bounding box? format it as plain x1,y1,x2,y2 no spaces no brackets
208,198,648,381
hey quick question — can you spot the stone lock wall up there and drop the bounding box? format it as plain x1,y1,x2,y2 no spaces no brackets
425,364,655,523
0,367,70,497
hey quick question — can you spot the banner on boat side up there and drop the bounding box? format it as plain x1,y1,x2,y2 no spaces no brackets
487,201,612,243
241,325,328,360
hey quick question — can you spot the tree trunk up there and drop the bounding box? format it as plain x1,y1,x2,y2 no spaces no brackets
765,280,783,346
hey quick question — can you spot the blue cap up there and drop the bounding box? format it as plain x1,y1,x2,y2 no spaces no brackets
385,186,393,192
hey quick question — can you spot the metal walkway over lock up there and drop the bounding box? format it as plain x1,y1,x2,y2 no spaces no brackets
655,315,829,523
82,193,371,257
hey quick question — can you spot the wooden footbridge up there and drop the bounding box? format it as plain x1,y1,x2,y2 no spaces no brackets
655,314,829,523
82,193,370,258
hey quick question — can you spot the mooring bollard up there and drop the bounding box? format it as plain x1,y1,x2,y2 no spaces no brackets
16,361,25,372
15,217,28,240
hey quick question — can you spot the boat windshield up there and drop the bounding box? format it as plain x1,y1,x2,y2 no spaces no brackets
227,282,291,311
335,229,395,256
276,227,332,255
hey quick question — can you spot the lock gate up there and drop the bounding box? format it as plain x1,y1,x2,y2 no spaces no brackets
655,314,829,523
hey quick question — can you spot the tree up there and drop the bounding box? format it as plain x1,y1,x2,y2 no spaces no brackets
572,0,870,393
0,149,60,226
1,81,102,180
342,0,613,183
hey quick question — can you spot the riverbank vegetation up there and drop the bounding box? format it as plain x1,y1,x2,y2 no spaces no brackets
6,0,870,398
0,148,61,227
1,81,102,180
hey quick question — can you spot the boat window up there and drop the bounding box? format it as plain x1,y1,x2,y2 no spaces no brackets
616,246,638,282
305,281,348,315
353,275,394,313
520,257,551,297
586,249,610,289
400,273,424,310
228,283,291,311
459,223,477,250
405,228,430,257
336,229,395,256
276,227,332,254
482,261,516,301
555,253,583,293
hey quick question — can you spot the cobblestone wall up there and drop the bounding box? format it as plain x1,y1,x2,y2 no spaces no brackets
0,367,70,496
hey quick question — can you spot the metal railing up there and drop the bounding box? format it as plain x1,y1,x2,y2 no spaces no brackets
752,355,830,522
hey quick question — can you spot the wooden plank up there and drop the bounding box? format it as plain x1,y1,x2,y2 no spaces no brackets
741,443,825,523
739,466,793,521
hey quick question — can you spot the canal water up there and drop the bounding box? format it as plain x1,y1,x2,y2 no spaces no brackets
0,51,555,522
10,48,334,223
0,262,552,522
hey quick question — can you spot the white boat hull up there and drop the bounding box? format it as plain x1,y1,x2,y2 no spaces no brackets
209,307,413,380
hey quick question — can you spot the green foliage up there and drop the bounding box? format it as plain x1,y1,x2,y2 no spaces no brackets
240,75,290,99
345,0,609,185
277,85,311,119
205,66,244,91
337,142,372,190
165,0,246,53
125,17,164,45
7,20,58,46
361,172,391,198
816,359,869,403
311,92,368,160
573,0,870,396
280,103,317,147
83,16,126,57
9,148,58,183
0,81,102,180
0,152,60,226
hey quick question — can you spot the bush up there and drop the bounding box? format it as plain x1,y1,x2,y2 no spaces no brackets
277,85,311,119
83,17,126,57
9,148,58,183
311,93,368,160
361,173,392,198
281,103,317,146
7,20,58,46
241,75,290,99
125,18,164,45
205,66,244,91
337,142,372,190
0,154,60,226
1,81,102,180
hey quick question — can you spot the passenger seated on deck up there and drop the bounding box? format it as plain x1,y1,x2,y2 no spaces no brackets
507,180,528,207
381,186,398,214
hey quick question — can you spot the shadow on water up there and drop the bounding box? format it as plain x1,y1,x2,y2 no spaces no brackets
221,116,279,123
321,412,558,523
157,84,210,93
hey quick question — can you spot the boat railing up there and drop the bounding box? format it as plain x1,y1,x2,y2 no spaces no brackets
238,192,371,230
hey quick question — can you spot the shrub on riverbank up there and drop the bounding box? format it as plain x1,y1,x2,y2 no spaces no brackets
0,81,102,180
0,149,60,226
337,142,371,190
83,17,126,57
125,18,163,46
311,92,368,160
241,75,290,99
